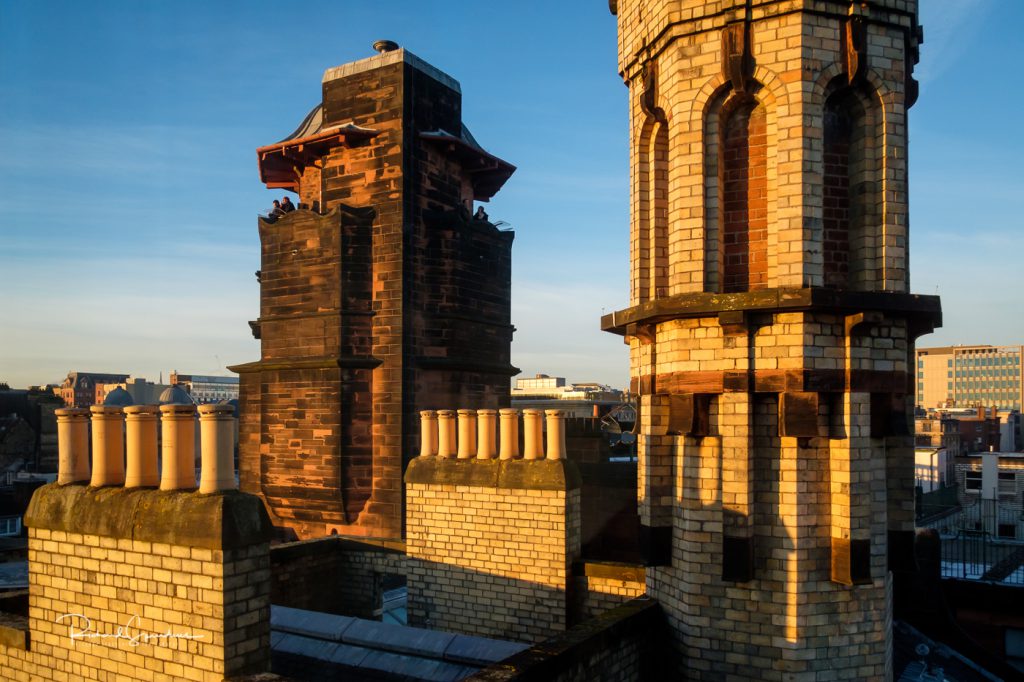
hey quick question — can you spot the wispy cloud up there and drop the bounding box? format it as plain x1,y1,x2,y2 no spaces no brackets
916,0,994,84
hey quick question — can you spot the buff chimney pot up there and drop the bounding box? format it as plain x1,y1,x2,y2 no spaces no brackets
419,410,438,458
56,407,90,485
160,404,197,490
124,405,159,488
90,405,125,487
199,404,237,493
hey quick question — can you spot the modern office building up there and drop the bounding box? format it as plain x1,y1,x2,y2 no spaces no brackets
916,345,1024,411
168,371,239,404
511,374,631,419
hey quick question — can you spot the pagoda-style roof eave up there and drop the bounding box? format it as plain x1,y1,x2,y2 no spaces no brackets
257,123,380,190
419,130,516,200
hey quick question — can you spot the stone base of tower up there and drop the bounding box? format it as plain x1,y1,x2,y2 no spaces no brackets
648,543,891,680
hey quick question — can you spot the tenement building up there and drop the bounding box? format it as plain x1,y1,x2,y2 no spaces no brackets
229,42,518,541
601,0,940,678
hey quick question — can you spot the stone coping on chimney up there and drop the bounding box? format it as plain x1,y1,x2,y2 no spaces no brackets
0,611,28,650
24,483,273,551
405,458,581,491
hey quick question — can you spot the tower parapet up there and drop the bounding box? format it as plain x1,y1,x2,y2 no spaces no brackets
605,0,939,678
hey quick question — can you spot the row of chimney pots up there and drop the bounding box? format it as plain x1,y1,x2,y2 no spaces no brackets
54,404,236,494
418,408,568,461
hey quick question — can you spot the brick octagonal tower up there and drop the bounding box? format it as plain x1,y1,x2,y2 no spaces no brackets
603,1,940,677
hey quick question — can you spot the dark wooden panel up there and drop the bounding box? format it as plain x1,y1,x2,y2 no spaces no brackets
779,392,820,438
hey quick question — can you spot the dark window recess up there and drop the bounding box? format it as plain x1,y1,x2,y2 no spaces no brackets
722,535,755,582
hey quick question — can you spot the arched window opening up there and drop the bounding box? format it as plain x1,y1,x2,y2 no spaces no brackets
636,118,669,302
823,87,874,289
721,99,768,293
650,122,669,299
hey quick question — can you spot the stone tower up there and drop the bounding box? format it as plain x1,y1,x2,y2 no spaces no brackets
603,1,940,678
231,44,518,541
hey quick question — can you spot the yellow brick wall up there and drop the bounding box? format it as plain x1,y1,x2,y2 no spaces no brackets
406,483,581,643
571,575,646,623
618,1,916,301
613,0,921,676
0,528,269,681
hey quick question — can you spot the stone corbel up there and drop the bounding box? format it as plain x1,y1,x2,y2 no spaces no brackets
842,16,867,85
844,310,883,337
640,62,667,124
779,391,822,438
666,393,711,437
627,322,656,345
718,310,748,336
722,22,755,95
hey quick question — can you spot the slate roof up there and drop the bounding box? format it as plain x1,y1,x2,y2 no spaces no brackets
270,605,528,681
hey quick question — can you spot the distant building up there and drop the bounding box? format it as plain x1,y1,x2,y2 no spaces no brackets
951,452,1024,538
914,446,952,494
916,345,1024,411
915,414,961,458
58,372,130,408
95,377,171,406
168,372,239,404
511,374,630,419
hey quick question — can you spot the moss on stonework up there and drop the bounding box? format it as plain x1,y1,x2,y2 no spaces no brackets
24,483,273,550
404,458,582,491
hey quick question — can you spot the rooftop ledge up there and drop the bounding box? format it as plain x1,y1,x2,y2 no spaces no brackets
405,458,581,491
24,484,273,551
601,287,942,336
322,47,461,94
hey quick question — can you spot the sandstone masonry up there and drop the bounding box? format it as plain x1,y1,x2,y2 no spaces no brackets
232,45,518,541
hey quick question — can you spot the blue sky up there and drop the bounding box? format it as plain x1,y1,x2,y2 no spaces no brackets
0,0,1020,390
